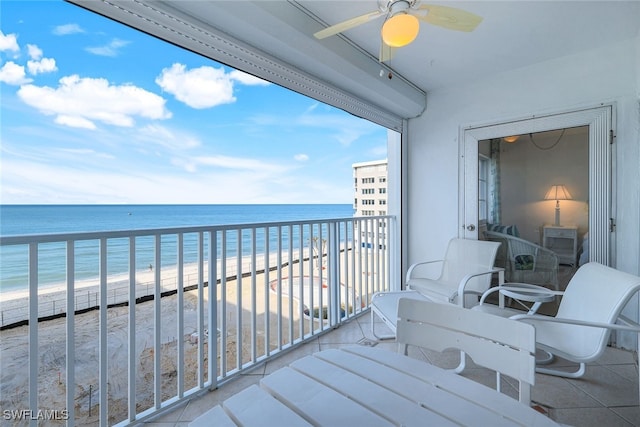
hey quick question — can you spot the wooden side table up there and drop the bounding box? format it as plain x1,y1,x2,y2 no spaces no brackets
542,224,578,266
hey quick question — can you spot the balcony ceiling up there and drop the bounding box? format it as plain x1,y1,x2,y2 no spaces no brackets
298,1,640,92
72,1,640,119
148,1,638,90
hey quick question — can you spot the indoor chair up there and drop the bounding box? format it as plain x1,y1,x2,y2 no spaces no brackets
484,230,559,290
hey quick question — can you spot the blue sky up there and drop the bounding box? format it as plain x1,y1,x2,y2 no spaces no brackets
0,0,387,204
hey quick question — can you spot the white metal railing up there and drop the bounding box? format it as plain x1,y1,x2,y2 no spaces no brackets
0,215,393,426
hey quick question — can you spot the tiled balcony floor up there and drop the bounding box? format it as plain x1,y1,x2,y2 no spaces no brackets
142,311,640,427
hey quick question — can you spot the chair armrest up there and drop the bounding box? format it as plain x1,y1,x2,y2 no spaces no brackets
618,314,640,329
406,259,444,282
455,268,504,307
478,286,503,305
510,313,640,333
532,247,559,271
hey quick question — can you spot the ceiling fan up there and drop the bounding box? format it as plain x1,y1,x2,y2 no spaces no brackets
313,0,482,62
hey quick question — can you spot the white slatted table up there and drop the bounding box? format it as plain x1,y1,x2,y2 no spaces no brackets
190,347,559,427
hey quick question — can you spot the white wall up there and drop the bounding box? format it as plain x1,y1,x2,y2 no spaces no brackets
408,36,638,268
407,36,640,347
495,129,589,245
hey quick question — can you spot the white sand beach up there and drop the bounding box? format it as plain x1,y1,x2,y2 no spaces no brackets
0,251,361,426
0,246,313,328
0,263,206,327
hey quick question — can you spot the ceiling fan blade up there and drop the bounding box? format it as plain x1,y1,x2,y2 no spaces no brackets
314,10,384,39
416,4,483,32
379,41,396,63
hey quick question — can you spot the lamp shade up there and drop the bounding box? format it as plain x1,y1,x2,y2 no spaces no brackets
544,184,572,201
381,13,419,47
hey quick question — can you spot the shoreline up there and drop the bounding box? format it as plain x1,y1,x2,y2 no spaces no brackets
0,248,322,328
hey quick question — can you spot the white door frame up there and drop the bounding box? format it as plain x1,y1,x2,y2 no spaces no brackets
459,105,615,266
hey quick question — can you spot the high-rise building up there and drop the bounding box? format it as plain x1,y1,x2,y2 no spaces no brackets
352,159,388,217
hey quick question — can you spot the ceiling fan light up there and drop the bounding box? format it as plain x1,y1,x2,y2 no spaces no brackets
503,135,519,143
381,13,419,48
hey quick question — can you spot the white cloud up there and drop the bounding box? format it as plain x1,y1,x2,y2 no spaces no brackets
247,103,382,147
304,103,319,114
298,105,380,146
52,23,85,36
294,153,309,162
0,157,335,204
369,145,388,158
136,124,201,150
0,61,32,85
24,44,57,75
175,154,288,174
229,70,270,86
156,63,236,109
27,57,57,75
156,64,271,109
17,74,171,129
57,148,115,160
27,44,42,60
85,38,130,57
54,115,97,130
0,31,20,53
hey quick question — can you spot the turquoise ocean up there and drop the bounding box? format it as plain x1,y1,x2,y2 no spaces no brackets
0,204,353,292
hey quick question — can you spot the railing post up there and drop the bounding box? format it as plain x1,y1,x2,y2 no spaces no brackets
28,243,38,427
66,240,76,425
153,234,161,410
176,233,184,399
328,222,340,327
198,232,205,388
99,238,108,426
208,230,218,391
128,237,136,423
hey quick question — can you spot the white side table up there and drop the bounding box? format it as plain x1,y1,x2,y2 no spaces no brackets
475,283,561,318
499,283,558,314
542,224,578,266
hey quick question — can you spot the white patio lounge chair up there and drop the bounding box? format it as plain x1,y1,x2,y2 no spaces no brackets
406,238,503,307
397,298,536,404
474,262,640,379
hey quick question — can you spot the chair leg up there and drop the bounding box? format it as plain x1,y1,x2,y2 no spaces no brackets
536,349,555,365
371,308,395,340
452,351,466,374
536,362,586,379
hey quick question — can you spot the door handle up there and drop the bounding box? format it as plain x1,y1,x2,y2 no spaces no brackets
466,224,476,231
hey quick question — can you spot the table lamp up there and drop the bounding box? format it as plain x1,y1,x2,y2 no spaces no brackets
544,184,572,226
